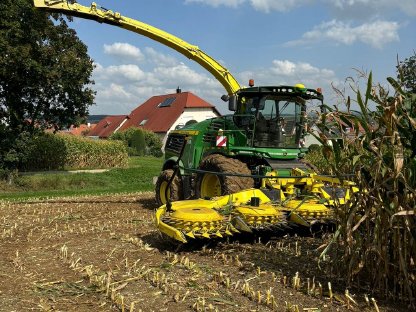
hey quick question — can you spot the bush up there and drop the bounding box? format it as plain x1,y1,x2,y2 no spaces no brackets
21,133,128,171
110,127,163,157
0,129,34,172
307,144,320,151
143,129,163,157
0,168,18,184
304,146,333,174
130,129,146,156
21,133,67,170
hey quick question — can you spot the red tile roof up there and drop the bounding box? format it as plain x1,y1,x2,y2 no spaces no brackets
67,124,96,136
46,124,96,136
120,92,220,133
88,115,127,138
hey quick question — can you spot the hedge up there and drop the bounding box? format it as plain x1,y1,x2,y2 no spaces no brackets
21,133,128,171
109,127,163,157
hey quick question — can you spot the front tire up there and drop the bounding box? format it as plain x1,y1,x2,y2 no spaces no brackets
195,154,254,199
155,169,183,206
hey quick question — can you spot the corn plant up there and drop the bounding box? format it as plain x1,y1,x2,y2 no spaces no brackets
314,72,416,303
22,133,128,170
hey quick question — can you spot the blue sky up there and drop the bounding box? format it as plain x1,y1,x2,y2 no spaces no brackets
67,0,416,115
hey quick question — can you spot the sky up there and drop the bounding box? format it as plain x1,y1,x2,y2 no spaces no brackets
66,0,416,115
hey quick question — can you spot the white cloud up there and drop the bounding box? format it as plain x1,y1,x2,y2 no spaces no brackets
184,0,245,8
102,42,180,67
103,42,144,62
154,63,211,85
185,0,308,11
91,46,344,115
94,64,145,83
184,0,416,16
144,47,177,67
90,55,225,114
274,60,321,76
271,59,337,84
100,83,132,99
249,0,310,12
272,60,348,107
328,0,416,17
92,83,137,114
238,59,339,97
285,20,400,49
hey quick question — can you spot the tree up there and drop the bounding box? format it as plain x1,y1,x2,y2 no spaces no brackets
0,0,95,171
110,128,163,157
130,129,146,156
397,53,416,93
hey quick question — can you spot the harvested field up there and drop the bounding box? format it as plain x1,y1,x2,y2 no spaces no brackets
0,193,407,311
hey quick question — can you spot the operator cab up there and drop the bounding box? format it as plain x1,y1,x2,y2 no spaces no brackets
230,83,324,149
239,95,305,148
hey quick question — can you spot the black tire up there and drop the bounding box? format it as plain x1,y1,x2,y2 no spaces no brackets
155,169,183,206
195,154,254,199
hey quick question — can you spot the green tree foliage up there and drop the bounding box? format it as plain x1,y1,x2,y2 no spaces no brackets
130,128,146,156
314,72,416,301
304,145,333,174
397,53,416,93
0,0,95,172
110,128,163,157
143,129,164,157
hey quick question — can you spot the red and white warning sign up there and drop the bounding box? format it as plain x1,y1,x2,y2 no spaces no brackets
216,135,227,147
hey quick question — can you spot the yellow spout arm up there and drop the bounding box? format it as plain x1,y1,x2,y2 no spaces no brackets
33,0,241,95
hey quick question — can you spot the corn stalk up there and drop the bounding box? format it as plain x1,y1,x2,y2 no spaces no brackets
314,72,416,303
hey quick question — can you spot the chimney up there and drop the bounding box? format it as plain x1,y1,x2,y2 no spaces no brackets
176,86,181,93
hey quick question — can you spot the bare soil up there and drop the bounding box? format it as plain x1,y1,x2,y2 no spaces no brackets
0,193,408,312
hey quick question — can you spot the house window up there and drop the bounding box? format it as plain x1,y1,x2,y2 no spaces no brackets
158,97,176,108
139,119,147,126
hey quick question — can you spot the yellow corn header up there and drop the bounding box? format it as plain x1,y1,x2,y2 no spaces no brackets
156,169,357,243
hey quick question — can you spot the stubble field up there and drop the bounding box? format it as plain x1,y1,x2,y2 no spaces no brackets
0,192,406,311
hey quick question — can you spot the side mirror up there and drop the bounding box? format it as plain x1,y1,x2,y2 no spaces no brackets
228,95,237,111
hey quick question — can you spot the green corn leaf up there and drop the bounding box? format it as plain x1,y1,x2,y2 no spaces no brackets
356,90,370,134
387,77,406,97
353,155,361,166
318,226,341,269
364,72,373,107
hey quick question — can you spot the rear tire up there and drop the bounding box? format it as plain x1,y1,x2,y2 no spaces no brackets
155,169,183,206
195,154,254,199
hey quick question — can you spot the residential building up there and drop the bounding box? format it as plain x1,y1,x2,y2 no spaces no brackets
88,89,221,146
88,115,128,139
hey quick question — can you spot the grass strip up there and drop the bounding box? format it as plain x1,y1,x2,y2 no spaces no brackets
0,156,163,200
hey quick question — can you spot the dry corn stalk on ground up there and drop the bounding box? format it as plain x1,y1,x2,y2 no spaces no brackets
0,192,407,311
